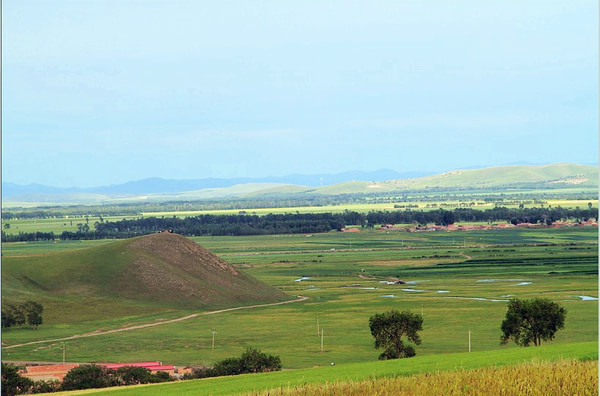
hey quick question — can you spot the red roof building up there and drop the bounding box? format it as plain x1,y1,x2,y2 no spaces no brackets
99,361,175,376
19,364,79,382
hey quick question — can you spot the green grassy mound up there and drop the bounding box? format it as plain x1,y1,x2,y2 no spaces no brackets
1,232,290,323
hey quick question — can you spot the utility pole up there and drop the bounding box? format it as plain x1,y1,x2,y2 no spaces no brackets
468,330,472,352
211,329,217,350
320,328,324,352
62,343,67,363
317,316,320,336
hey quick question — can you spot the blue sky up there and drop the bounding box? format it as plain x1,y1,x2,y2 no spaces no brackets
3,1,598,187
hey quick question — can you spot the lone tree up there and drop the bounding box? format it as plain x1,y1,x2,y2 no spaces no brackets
369,310,423,360
23,301,43,329
500,298,566,347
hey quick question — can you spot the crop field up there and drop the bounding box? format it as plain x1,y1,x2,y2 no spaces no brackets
1,215,136,236
2,227,597,373
138,198,592,217
263,359,598,396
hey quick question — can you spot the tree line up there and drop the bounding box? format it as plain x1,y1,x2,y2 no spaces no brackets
365,206,596,227
2,207,596,242
2,301,43,329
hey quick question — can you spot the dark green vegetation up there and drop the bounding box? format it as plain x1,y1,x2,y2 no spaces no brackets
1,363,34,396
60,365,171,392
187,347,281,379
1,301,44,329
500,298,567,346
2,232,289,324
369,310,423,359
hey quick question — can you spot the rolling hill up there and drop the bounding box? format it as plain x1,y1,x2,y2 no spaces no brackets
375,162,598,190
248,163,598,196
2,163,596,205
1,232,290,322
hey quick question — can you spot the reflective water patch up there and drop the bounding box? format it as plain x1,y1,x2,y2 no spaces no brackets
444,296,509,302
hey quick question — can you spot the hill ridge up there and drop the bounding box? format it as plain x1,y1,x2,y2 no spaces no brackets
2,233,290,322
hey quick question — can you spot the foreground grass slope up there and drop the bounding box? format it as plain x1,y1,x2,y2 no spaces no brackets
263,359,598,396
2,233,290,323
55,341,597,395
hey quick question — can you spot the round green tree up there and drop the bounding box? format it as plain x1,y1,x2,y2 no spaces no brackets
369,310,423,360
500,298,566,347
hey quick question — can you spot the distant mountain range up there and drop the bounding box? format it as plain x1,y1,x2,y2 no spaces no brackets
2,169,428,199
2,163,597,205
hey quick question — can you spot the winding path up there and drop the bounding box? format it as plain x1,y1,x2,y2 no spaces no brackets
2,296,307,350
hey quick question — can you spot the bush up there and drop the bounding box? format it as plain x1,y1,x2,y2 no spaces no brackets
31,380,61,394
60,365,119,391
186,348,282,379
1,364,33,396
60,364,175,391
240,347,282,373
212,358,243,376
115,366,153,385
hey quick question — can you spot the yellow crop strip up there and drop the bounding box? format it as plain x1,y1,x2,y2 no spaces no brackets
261,359,598,396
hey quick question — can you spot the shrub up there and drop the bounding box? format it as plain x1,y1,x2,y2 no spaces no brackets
1,364,33,396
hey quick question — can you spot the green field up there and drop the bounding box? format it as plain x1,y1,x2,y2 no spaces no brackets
2,227,597,374
51,342,598,395
1,215,137,236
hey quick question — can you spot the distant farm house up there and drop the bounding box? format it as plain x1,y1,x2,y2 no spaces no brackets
18,361,192,382
19,364,79,382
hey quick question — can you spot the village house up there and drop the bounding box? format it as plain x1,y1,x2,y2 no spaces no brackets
19,364,79,382
18,361,192,382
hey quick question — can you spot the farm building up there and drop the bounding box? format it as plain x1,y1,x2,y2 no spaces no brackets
19,364,79,382
18,361,192,382
341,227,361,232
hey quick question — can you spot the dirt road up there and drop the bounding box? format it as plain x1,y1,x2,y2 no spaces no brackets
2,296,307,350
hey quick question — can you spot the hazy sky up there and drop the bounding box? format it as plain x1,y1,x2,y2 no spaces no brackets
3,1,598,187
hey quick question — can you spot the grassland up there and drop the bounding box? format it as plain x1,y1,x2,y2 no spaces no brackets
50,342,597,395
2,233,290,328
2,227,597,372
